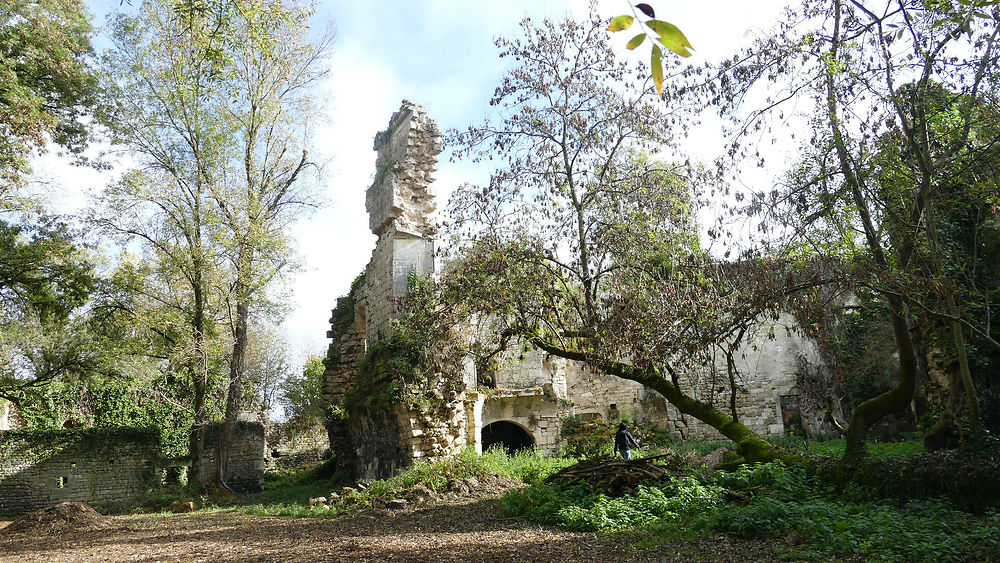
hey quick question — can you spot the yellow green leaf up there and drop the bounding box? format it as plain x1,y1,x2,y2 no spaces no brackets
608,15,635,32
651,45,664,95
646,20,694,57
626,33,646,50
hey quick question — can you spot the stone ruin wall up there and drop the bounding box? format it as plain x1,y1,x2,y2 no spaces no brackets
346,401,471,481
0,429,160,515
189,423,266,493
473,349,649,453
323,101,832,481
322,100,458,481
648,313,830,440
265,419,330,471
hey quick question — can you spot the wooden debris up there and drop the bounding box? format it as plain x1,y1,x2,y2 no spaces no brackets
545,454,684,496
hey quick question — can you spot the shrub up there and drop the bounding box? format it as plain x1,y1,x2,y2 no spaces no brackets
502,476,722,532
806,443,1000,511
560,416,615,459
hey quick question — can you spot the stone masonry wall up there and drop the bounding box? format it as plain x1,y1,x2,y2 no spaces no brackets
485,348,647,452
265,419,330,470
404,401,469,462
560,361,646,423
323,100,443,410
651,314,823,439
348,404,411,481
0,428,160,516
322,100,445,480
367,100,442,238
190,423,265,493
323,294,367,409
360,99,442,342
481,393,563,454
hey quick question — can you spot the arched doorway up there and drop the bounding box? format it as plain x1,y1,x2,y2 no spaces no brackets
481,421,534,454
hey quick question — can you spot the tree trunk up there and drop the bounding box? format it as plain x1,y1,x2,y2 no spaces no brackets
188,265,210,487
215,297,248,490
530,336,777,462
920,180,983,435
825,0,920,461
215,243,252,490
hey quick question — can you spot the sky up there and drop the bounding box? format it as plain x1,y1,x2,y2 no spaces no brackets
35,0,792,374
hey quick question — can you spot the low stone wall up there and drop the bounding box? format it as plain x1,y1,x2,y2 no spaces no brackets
0,428,160,516
190,422,265,492
265,419,330,470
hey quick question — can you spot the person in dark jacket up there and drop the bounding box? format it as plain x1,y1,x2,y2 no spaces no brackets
614,422,640,460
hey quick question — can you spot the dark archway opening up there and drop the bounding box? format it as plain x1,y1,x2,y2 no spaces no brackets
481,421,534,454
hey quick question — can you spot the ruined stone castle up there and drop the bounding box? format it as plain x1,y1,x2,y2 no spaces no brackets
322,101,826,480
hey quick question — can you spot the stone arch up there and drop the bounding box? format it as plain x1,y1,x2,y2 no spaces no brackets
481,420,534,454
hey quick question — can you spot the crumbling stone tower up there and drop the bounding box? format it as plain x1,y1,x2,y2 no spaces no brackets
361,100,441,339
323,101,461,480
323,101,442,407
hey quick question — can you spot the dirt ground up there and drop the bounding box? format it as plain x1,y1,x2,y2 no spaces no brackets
0,496,787,562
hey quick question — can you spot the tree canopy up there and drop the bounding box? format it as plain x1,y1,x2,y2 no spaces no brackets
0,0,97,192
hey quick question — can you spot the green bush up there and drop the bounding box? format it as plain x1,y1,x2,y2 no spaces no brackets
715,496,1000,562
502,476,722,532
805,441,1000,511
560,416,616,458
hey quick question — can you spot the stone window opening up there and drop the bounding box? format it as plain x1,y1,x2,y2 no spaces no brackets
57,476,66,489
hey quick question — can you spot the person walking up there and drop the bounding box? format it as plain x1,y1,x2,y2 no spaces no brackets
614,422,640,460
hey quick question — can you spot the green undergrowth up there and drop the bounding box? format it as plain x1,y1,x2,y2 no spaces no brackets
235,447,573,518
764,435,925,459
501,459,1000,562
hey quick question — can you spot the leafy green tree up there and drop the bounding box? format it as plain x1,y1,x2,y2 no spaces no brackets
95,0,237,483
279,355,326,421
242,324,294,419
96,0,330,489
0,0,97,192
0,216,99,405
206,0,331,489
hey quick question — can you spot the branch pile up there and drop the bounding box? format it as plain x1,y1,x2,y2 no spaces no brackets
545,454,685,496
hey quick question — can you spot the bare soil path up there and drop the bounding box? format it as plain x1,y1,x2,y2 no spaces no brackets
0,497,785,562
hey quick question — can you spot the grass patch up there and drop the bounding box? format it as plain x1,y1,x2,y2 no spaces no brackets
765,435,925,459
230,447,572,518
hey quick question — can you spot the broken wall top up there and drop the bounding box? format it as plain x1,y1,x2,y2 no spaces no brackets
366,100,443,237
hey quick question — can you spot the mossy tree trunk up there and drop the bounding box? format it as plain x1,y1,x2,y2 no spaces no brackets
530,337,776,463
824,0,919,461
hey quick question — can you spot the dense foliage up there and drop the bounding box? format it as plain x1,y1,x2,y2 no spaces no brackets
502,458,1000,561
0,0,97,189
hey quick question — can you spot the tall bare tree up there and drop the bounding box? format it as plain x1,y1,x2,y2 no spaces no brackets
443,11,794,463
